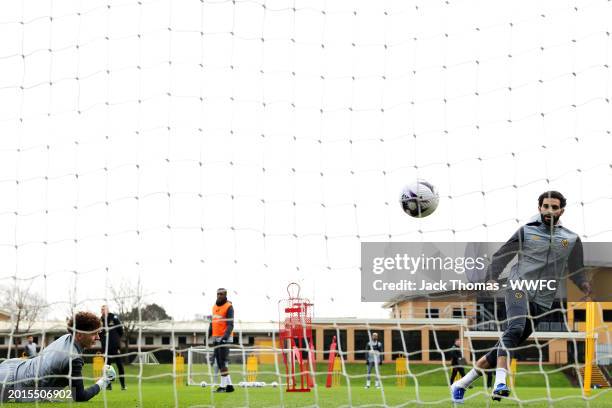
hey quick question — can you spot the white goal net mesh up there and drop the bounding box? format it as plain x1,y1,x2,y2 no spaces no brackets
1,0,611,406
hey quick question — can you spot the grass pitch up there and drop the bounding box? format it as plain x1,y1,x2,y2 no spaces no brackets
9,363,612,407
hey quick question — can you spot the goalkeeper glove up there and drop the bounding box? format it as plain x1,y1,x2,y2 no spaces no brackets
96,365,117,389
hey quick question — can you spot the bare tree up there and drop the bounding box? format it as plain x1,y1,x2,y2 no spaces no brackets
62,287,79,322
107,280,172,357
1,282,47,357
108,278,145,349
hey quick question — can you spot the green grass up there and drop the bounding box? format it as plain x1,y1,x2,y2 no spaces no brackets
7,364,611,407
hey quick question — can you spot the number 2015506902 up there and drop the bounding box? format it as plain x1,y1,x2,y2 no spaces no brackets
7,388,72,400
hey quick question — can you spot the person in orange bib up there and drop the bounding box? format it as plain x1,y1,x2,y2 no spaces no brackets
208,288,234,393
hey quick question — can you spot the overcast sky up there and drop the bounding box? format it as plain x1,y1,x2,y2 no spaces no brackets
1,0,611,322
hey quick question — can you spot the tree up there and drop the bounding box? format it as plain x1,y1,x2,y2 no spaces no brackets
134,303,172,321
120,303,172,326
108,279,144,350
108,280,172,348
1,282,47,357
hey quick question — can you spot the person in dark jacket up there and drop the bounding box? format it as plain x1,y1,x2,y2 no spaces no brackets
0,311,116,402
100,305,126,390
449,338,466,384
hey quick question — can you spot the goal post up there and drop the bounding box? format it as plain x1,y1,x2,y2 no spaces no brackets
186,346,285,388
131,351,160,365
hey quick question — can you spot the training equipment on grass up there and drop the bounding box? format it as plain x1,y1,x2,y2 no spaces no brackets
132,351,160,365
325,336,338,388
279,283,315,392
238,381,266,388
583,301,596,396
93,353,105,379
246,355,258,382
509,358,517,388
187,347,283,388
332,356,342,387
174,354,185,387
396,357,408,387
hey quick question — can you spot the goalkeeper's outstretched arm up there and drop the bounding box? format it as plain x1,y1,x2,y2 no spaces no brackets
70,358,102,402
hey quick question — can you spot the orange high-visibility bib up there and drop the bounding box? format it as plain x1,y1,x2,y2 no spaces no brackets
211,301,232,337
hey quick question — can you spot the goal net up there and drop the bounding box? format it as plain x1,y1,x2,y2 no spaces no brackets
186,346,283,388
1,0,611,406
131,351,160,365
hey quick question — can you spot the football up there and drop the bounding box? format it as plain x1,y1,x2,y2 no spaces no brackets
399,180,439,218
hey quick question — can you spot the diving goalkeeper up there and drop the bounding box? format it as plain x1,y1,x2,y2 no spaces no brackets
0,311,116,402
451,191,592,403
